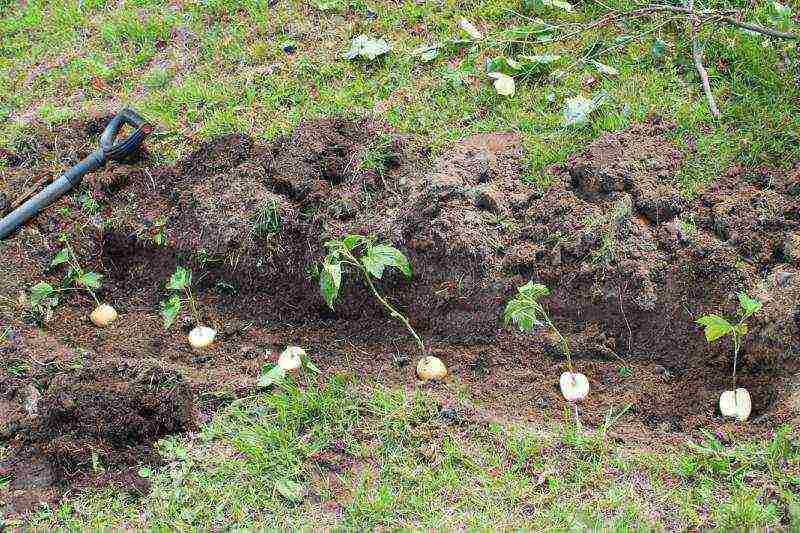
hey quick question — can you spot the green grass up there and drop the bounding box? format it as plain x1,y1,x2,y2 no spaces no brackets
2,0,800,529
1,0,798,182
13,374,800,530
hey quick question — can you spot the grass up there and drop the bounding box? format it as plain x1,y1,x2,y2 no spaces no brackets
14,374,800,530
1,0,798,185
2,0,800,529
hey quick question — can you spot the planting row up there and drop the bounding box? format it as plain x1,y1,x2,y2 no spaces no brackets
27,233,761,422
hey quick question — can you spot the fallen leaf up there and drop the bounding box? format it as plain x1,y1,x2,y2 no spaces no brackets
563,91,609,126
459,18,483,40
488,72,515,96
591,60,618,77
342,35,391,61
276,479,306,502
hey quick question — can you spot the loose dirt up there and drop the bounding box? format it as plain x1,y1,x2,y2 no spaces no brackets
1,115,798,515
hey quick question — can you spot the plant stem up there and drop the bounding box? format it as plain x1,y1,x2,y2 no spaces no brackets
732,326,742,389
340,246,425,354
545,312,573,373
361,270,425,354
185,287,201,325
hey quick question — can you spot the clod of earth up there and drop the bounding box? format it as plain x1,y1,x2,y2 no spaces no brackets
719,388,752,422
188,325,216,350
89,303,118,327
278,345,305,372
559,371,590,402
417,356,447,380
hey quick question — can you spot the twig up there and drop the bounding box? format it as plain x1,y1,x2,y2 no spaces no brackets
720,16,800,40
686,0,721,119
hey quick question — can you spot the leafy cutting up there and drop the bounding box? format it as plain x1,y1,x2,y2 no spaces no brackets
319,234,423,352
29,240,103,319
697,292,762,387
504,281,574,373
160,266,201,329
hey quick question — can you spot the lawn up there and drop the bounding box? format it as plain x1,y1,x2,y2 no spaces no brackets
1,0,800,529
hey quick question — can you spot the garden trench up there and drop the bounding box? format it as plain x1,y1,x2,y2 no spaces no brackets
1,115,799,514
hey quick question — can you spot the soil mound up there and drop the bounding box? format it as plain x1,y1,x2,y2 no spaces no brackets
1,115,797,373
1,361,193,513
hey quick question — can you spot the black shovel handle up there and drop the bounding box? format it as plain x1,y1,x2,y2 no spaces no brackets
0,108,152,239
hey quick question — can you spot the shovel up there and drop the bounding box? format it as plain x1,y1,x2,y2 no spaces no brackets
0,108,152,240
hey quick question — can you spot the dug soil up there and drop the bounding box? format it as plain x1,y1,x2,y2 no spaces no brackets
1,115,799,516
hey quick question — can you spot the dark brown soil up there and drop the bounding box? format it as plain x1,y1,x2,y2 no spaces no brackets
1,115,798,516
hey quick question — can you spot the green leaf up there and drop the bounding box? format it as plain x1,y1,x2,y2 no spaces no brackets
342,234,368,251
342,35,391,61
517,54,561,78
487,56,520,76
137,467,153,478
275,479,305,502
30,282,55,307
420,48,439,62
521,0,545,13
518,281,550,299
504,281,551,332
161,295,182,330
542,0,573,12
78,271,103,290
320,260,342,309
167,267,192,291
501,21,556,42
257,364,286,388
361,244,411,279
522,0,572,13
313,0,341,11
651,38,668,60
696,314,735,342
411,44,440,62
737,292,762,318
50,248,70,267
302,355,320,373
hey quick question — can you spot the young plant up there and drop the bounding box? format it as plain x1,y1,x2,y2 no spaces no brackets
30,241,115,326
697,292,762,421
161,266,215,350
319,235,425,354
504,281,588,403
257,346,320,388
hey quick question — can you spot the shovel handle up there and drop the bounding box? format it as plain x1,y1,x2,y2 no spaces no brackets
100,108,152,161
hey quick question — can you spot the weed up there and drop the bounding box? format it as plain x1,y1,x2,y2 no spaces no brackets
320,234,423,352
251,200,281,238
160,266,201,329
80,193,102,216
678,216,697,237
151,216,167,246
361,134,396,177
697,292,762,387
6,359,29,377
